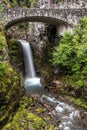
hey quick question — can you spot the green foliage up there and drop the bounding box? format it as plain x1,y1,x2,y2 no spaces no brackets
7,0,37,7
0,61,22,129
3,96,54,130
0,63,5,77
0,32,6,77
18,23,28,29
2,0,12,8
0,29,23,129
8,39,23,67
0,56,3,61
53,32,73,67
28,0,37,7
68,96,87,109
0,32,6,50
76,80,83,88
53,0,62,4
0,5,4,12
52,17,87,87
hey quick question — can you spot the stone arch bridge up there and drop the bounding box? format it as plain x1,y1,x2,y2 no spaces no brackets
2,8,87,26
1,7,87,34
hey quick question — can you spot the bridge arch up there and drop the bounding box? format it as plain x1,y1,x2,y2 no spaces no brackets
2,7,87,30
4,8,75,31
5,15,72,30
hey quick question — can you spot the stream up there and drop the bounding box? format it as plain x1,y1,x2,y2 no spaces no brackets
24,77,87,130
19,40,87,130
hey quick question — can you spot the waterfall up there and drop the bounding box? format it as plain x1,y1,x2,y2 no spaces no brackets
18,40,36,78
18,40,46,96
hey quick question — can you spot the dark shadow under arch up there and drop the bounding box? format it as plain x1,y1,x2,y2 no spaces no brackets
5,16,72,30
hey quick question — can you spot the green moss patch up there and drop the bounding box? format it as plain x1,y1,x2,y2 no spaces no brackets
0,30,23,128
67,96,87,109
3,96,55,130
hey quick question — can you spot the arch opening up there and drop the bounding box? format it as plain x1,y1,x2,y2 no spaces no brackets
5,16,72,30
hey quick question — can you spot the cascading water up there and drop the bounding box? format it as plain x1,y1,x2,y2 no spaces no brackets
19,40,87,130
18,40,36,78
18,40,46,96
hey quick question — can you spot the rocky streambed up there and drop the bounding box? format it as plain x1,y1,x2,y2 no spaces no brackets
2,92,87,130
41,94,87,130
2,78,87,130
11,78,87,130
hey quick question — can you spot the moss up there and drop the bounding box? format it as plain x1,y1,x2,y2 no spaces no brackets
0,4,4,12
0,63,5,77
0,61,22,128
27,113,46,129
35,107,46,114
0,30,23,128
0,32,6,49
1,0,38,8
7,38,23,68
67,96,87,109
2,96,55,130
1,0,12,8
48,125,55,130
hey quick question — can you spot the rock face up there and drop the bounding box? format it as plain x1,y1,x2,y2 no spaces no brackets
28,22,47,53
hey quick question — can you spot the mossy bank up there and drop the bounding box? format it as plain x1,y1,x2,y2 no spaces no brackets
0,30,23,128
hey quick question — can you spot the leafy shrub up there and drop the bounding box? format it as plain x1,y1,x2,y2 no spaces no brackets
7,0,37,7
52,17,87,87
8,39,22,66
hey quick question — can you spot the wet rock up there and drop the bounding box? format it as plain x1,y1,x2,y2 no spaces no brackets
69,91,76,97
74,110,81,119
83,88,87,99
55,105,64,113
52,80,63,89
84,79,87,87
54,127,60,130
75,87,82,98
64,127,70,130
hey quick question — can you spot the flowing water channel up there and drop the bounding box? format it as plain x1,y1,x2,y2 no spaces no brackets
19,40,87,130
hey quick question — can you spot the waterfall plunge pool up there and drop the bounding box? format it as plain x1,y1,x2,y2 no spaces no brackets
24,77,48,96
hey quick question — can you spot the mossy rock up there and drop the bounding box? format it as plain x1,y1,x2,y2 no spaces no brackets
0,30,23,128
7,38,23,69
0,61,23,128
3,96,55,130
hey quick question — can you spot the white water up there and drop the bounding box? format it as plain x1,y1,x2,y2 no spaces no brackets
19,40,87,130
19,40,47,95
42,95,87,130
18,40,36,78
